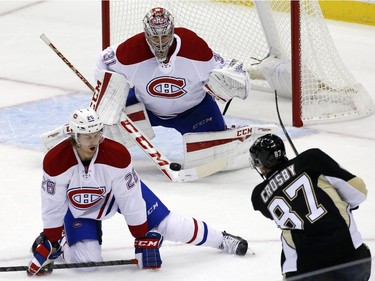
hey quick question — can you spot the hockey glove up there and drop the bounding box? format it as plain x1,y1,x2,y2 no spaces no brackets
27,235,62,276
204,59,249,103
134,231,163,269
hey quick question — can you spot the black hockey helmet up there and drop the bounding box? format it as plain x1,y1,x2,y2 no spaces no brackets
249,134,288,170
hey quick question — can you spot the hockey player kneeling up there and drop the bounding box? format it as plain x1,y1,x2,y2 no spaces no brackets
27,108,250,276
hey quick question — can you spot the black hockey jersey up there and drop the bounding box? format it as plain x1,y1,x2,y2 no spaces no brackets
251,148,367,274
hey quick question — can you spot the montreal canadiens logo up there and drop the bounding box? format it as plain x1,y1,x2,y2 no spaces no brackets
150,16,168,28
68,186,106,209
147,77,187,98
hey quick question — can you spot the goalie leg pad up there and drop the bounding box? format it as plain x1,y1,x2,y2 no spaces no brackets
183,124,279,171
105,103,155,148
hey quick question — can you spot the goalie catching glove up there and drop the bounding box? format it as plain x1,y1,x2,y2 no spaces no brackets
134,231,163,269
204,59,249,103
27,233,62,276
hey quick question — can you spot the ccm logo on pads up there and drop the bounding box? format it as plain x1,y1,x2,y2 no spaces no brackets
236,127,252,136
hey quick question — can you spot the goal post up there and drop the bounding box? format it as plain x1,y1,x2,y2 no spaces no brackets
101,0,374,127
101,1,111,50
291,0,302,127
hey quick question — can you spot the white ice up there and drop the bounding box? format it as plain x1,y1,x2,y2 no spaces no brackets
0,1,374,281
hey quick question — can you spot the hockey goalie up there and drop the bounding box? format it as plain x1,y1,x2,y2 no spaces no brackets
41,7,280,179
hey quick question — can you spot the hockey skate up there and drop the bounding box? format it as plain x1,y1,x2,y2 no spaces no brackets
219,231,248,256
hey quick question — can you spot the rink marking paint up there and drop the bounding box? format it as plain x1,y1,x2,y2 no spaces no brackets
0,76,77,93
0,1,45,17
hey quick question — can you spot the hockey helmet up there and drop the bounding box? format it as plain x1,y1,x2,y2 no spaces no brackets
249,134,288,170
69,108,103,140
143,7,174,62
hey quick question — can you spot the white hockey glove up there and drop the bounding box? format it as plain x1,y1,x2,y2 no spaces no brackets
203,59,249,103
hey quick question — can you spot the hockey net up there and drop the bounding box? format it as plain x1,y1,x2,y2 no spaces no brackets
102,0,374,126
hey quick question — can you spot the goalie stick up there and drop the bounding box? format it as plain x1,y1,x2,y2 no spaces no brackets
40,34,227,182
40,34,94,92
0,259,137,272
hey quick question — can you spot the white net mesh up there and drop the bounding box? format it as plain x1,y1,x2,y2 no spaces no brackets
104,0,374,124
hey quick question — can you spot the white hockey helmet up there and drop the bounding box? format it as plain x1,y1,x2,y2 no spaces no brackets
69,108,104,139
143,7,174,62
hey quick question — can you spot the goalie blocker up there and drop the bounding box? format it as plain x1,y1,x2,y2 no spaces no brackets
89,70,155,146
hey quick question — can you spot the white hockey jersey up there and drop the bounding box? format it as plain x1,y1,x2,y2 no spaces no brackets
95,28,225,118
41,138,148,241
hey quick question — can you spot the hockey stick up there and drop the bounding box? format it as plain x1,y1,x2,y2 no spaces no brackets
222,98,233,115
40,34,227,182
0,259,137,272
274,90,299,155
40,34,95,92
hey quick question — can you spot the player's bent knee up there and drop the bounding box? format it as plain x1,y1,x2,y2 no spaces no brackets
62,239,102,264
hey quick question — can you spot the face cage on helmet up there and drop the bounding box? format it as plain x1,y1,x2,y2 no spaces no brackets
146,34,174,62
143,9,174,63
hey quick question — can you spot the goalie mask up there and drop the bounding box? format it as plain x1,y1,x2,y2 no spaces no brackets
69,108,104,141
143,7,174,63
249,134,288,171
